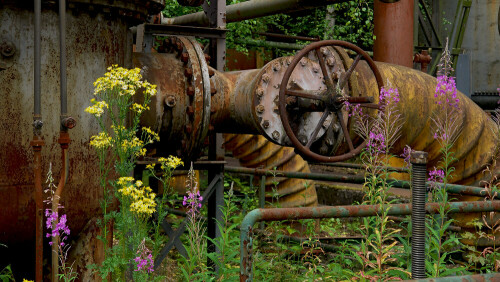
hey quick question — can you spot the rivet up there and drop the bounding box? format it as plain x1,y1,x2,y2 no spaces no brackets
186,86,195,96
272,131,280,140
272,62,281,72
262,73,271,83
262,120,270,129
186,106,194,116
165,95,176,107
184,68,193,78
256,104,265,114
300,58,307,67
256,88,264,97
181,53,189,64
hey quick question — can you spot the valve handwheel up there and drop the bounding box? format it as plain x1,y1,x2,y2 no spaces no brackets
278,40,384,162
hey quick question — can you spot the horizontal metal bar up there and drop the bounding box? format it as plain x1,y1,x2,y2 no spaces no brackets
234,38,305,50
163,0,350,26
404,272,500,281
225,166,486,197
315,162,408,173
256,32,320,42
136,24,228,39
240,201,500,281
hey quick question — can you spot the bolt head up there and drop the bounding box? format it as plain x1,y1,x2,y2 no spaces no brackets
256,88,264,97
326,57,335,67
1,42,15,57
272,63,281,72
166,95,176,107
272,130,280,140
410,151,428,164
256,104,265,114
186,86,195,96
262,120,270,129
262,74,271,83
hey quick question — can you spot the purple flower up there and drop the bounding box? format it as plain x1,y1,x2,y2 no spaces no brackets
45,209,71,247
435,75,459,109
401,145,413,168
134,240,154,273
183,190,203,216
380,86,400,107
428,168,445,183
344,101,363,117
367,131,386,155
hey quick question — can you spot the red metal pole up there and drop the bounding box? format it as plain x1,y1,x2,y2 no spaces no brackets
373,0,414,67
31,135,44,282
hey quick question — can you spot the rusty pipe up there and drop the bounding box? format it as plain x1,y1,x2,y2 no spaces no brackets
59,0,68,130
373,0,414,68
240,201,500,281
162,0,349,26
51,132,70,282
31,136,44,282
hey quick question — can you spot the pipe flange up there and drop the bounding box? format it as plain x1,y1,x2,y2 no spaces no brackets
133,36,210,161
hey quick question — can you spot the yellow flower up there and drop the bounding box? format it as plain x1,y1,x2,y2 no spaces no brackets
92,65,155,97
159,156,184,170
89,132,112,149
142,127,160,143
131,103,149,114
117,178,156,216
85,99,108,117
23,279,34,282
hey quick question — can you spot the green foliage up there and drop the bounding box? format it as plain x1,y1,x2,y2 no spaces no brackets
0,264,14,282
163,0,375,56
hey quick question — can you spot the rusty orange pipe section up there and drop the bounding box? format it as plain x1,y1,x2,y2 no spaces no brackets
373,0,414,67
31,135,44,282
51,131,71,282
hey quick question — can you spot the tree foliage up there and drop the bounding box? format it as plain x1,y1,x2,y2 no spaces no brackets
163,0,375,53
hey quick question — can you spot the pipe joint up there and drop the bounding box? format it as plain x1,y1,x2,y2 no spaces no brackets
57,131,71,147
61,116,76,130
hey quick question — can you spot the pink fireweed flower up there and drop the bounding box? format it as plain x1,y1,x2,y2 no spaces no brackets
367,131,386,155
134,239,154,273
401,145,413,168
435,75,459,109
183,190,203,215
45,210,70,246
428,168,445,190
379,85,400,107
344,100,363,117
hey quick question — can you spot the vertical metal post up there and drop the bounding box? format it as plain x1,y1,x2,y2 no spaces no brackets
259,175,266,229
206,0,226,272
410,151,428,279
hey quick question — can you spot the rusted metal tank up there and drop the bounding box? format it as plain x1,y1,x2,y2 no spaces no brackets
0,0,163,275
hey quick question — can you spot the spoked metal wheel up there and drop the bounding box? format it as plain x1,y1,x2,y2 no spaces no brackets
278,40,384,162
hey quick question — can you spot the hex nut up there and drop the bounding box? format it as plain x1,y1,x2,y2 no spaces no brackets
262,120,270,129
256,104,265,114
166,95,176,107
256,88,264,97
272,130,280,140
262,73,271,83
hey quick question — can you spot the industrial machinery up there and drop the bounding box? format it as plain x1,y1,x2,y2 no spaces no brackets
0,0,499,280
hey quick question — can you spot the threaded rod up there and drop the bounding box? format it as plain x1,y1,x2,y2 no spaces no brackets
410,151,428,279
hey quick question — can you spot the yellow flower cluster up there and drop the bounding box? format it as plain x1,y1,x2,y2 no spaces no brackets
93,65,157,97
160,156,184,170
117,177,156,216
142,127,160,144
131,103,149,114
121,136,146,156
85,99,109,117
90,132,113,149
23,279,34,282
145,155,183,172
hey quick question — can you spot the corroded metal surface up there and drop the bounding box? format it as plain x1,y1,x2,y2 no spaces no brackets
373,0,414,67
224,134,317,208
0,3,132,260
133,36,211,160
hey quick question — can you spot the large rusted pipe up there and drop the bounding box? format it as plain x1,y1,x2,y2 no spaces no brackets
373,0,414,67
162,0,349,26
